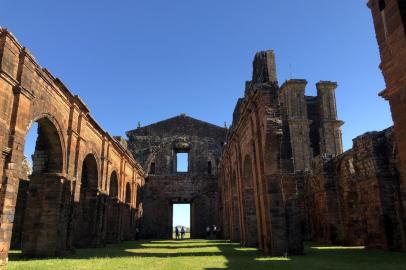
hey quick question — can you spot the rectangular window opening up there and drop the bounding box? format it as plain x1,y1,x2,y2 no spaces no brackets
172,203,191,239
176,152,188,172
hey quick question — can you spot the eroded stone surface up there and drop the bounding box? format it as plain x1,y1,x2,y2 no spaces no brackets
126,115,226,238
0,28,145,267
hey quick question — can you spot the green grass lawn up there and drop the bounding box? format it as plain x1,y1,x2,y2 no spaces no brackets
8,240,406,270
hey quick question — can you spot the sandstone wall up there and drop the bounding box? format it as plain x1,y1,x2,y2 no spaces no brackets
0,28,145,267
368,0,406,250
303,128,406,250
127,114,226,239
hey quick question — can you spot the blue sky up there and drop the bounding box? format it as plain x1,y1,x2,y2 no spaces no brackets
4,1,391,228
2,0,392,151
173,204,190,228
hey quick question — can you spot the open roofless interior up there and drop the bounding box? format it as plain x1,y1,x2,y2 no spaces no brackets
1,1,406,269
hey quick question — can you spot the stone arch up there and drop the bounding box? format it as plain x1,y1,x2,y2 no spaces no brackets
79,146,101,189
74,153,99,248
125,182,132,204
19,116,70,257
79,153,99,190
109,170,119,198
106,170,120,243
24,113,67,173
122,182,133,240
25,116,65,173
242,154,258,247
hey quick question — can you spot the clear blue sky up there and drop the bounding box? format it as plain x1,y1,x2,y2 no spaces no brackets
173,204,190,228
1,0,392,151
4,1,392,229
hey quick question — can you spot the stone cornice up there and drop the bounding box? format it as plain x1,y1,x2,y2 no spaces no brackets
13,85,35,100
0,71,18,87
320,119,344,127
316,81,338,91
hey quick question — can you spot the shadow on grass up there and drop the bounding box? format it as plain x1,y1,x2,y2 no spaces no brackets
203,242,406,270
9,240,231,261
9,240,406,270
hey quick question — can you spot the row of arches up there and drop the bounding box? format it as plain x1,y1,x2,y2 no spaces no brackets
0,32,144,267
11,116,141,256
221,153,259,247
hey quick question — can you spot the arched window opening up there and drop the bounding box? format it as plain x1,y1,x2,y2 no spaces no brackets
75,153,99,248
125,183,131,204
80,154,98,191
31,118,63,174
109,171,119,198
106,170,120,243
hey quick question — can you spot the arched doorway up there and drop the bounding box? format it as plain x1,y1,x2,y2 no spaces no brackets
106,171,120,243
243,155,258,247
123,182,133,239
74,154,99,248
18,117,69,257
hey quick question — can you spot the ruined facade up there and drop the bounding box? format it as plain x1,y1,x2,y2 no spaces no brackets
0,29,145,267
126,115,226,239
291,0,406,251
302,128,405,249
0,1,404,268
369,0,406,249
300,0,406,251
218,51,343,255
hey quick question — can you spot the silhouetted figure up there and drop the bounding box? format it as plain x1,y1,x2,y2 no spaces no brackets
181,226,186,239
175,227,180,240
206,226,211,239
212,225,217,239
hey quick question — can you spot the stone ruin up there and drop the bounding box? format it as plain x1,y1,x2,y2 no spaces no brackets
126,115,226,239
0,0,405,268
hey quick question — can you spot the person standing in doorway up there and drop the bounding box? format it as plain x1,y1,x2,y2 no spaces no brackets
181,226,186,239
175,226,180,240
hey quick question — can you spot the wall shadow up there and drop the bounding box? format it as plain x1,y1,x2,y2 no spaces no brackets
9,240,406,270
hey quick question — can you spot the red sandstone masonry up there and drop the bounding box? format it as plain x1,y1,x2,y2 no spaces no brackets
0,28,145,268
368,0,406,250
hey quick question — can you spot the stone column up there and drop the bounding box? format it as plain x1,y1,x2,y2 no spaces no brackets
279,79,312,171
316,81,344,156
0,30,34,268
